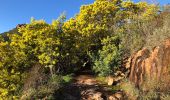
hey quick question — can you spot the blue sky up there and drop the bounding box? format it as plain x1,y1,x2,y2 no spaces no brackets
0,0,169,33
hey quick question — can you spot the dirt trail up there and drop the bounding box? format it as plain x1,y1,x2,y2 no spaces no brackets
73,74,112,100
74,74,97,85
56,70,124,100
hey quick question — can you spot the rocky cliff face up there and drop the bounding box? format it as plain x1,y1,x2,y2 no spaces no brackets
126,39,170,87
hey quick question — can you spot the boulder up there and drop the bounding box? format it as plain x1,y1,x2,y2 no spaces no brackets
126,39,170,87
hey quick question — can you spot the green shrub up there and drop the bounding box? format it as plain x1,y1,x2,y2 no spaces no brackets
21,74,63,99
91,36,123,76
20,88,36,100
121,79,139,100
121,75,170,100
62,74,73,83
145,13,170,49
95,76,107,84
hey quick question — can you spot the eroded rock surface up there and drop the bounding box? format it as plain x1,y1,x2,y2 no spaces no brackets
126,39,170,87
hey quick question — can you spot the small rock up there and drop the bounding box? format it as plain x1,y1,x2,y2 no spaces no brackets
91,92,103,100
108,95,117,100
107,76,114,86
120,73,125,77
108,92,123,100
114,92,123,100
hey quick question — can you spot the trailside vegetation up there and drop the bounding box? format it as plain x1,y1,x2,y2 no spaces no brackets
0,0,169,99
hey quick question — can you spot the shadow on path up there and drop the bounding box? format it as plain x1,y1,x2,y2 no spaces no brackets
55,70,123,100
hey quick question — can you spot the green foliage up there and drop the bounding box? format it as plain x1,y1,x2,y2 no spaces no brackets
17,20,60,66
0,38,26,99
145,13,170,49
92,36,123,76
0,0,163,98
62,74,73,83
95,76,107,84
119,19,146,55
121,79,139,100
0,17,63,99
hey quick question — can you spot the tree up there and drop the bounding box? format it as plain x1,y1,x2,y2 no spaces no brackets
14,20,61,75
63,0,159,73
0,37,25,99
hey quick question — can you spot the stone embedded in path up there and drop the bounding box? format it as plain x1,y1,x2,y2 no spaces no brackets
108,92,124,100
107,76,114,86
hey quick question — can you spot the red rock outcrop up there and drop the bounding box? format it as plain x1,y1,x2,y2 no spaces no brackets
126,39,170,87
